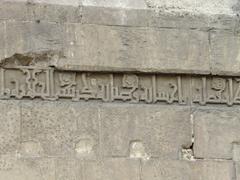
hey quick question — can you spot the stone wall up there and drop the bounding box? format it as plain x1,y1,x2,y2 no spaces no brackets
0,0,240,179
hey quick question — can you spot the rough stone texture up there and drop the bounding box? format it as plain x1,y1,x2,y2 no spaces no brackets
61,24,210,73
194,107,240,159
141,159,234,180
84,159,140,180
100,104,191,159
0,101,21,155
1,0,240,179
0,1,240,75
21,101,100,158
145,0,238,15
0,156,55,180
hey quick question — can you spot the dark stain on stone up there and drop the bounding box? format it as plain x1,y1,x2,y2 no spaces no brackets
0,50,63,67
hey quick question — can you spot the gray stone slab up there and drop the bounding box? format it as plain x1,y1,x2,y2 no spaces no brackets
81,0,147,9
81,6,212,30
0,156,55,180
60,23,210,74
236,162,240,180
21,101,100,158
55,158,83,180
5,21,63,58
0,1,82,23
84,158,140,180
0,21,6,60
193,107,240,159
210,31,240,75
0,101,21,155
145,0,237,16
100,104,192,159
141,159,234,180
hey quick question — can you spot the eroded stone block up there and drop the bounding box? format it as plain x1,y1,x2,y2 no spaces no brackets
210,31,240,75
5,21,63,58
194,107,240,159
55,159,82,180
21,101,100,158
0,156,55,180
61,23,210,73
100,104,192,159
141,159,234,180
0,101,21,155
84,158,140,180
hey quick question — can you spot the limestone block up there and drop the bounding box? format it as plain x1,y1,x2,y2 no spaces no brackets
0,2,29,21
81,6,210,29
84,158,140,180
0,156,55,180
61,23,210,73
145,0,237,16
100,104,191,159
0,21,6,60
81,0,147,9
5,21,63,58
55,159,83,180
141,159,234,180
0,1,82,23
233,143,240,161
193,107,240,159
0,101,21,155
210,31,240,75
21,101,100,158
26,3,82,23
236,162,240,180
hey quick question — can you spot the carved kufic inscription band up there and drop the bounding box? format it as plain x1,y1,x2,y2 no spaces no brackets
1,66,240,106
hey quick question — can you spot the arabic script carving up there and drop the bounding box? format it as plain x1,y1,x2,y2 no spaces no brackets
1,66,240,106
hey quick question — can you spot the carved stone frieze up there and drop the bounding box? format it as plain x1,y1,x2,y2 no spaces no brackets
1,66,240,106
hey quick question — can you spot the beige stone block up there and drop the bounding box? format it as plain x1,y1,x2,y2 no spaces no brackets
141,159,234,180
0,2,29,21
27,3,82,23
233,143,240,161
60,23,210,73
193,107,240,159
0,101,21,154
5,21,63,58
210,31,240,75
84,158,140,180
100,104,192,159
21,101,100,158
0,21,6,60
0,156,55,180
55,159,83,180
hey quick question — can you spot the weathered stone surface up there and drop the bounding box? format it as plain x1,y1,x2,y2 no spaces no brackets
0,21,6,60
55,158,82,180
0,156,55,180
1,2,240,76
61,23,210,73
210,31,240,75
5,21,63,58
141,159,234,180
0,1,82,23
21,101,100,158
1,1,240,179
81,0,147,9
100,104,191,159
0,101,21,155
84,158,140,180
146,0,238,16
193,107,240,159
233,143,240,161
236,162,240,180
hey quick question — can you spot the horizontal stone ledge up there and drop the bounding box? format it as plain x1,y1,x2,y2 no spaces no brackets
0,1,239,31
1,66,240,107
